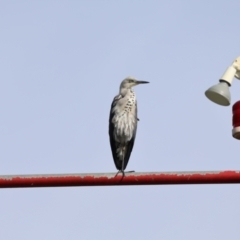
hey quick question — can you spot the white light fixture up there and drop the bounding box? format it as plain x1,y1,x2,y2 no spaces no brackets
205,56,240,106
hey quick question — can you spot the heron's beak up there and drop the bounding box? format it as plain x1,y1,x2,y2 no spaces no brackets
135,80,149,85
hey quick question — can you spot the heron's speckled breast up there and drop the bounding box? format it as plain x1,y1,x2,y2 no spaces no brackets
112,90,137,143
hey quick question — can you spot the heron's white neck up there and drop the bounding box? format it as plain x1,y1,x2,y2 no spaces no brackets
119,87,132,97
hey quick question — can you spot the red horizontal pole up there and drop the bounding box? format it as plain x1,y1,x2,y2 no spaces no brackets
0,170,240,188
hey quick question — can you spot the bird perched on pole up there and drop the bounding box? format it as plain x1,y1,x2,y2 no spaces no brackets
109,76,149,176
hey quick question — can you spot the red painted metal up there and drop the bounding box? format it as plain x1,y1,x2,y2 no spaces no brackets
232,101,240,128
232,101,240,139
0,171,239,188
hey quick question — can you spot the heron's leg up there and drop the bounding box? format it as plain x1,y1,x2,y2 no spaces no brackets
114,169,125,178
121,157,125,175
121,145,126,177
114,147,125,178
114,169,125,182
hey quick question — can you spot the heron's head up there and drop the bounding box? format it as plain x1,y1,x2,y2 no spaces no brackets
120,76,149,89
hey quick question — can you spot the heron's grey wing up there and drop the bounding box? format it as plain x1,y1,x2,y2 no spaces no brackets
109,94,122,169
122,100,138,170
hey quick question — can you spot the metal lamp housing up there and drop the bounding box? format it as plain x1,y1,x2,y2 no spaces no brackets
205,57,240,106
205,81,231,106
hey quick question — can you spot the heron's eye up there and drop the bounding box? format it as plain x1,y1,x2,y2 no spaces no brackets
129,80,134,83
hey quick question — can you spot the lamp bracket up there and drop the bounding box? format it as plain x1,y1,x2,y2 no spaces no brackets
232,56,240,80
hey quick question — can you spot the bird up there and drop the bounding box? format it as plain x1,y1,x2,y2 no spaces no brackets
109,76,149,176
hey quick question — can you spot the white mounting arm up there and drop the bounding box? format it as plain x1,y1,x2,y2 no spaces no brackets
232,56,240,79
220,56,240,85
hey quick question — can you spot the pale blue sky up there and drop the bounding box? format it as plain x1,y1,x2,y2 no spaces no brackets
1,1,240,239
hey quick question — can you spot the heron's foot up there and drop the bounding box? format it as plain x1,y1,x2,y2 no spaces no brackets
114,170,135,178
114,170,125,178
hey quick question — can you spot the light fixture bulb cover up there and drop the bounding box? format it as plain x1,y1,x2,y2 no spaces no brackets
205,81,230,106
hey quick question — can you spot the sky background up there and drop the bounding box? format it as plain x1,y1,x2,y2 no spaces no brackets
1,1,240,239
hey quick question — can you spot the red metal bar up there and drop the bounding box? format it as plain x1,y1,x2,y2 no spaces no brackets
0,171,240,188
